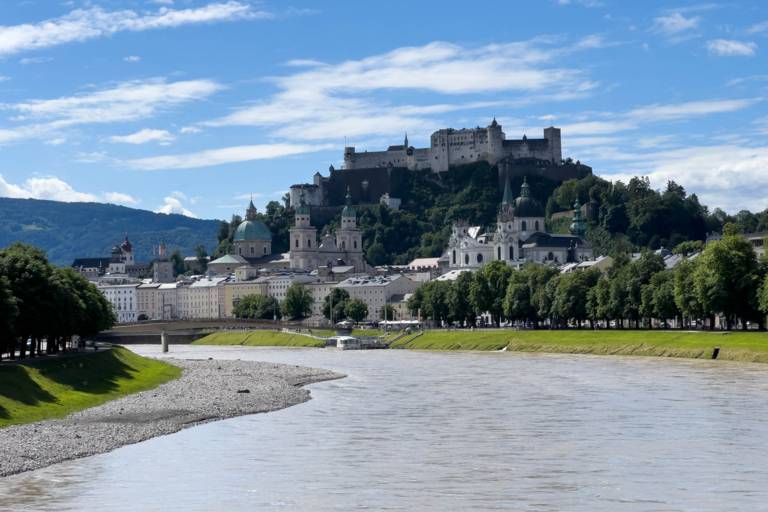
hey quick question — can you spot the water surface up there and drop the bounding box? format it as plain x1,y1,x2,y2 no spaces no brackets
1,346,767,511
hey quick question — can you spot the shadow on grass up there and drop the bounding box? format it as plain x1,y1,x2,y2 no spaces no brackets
32,350,137,395
0,366,58,419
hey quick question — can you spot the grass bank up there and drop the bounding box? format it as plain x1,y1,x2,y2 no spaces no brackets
391,329,768,363
193,331,325,348
0,346,180,428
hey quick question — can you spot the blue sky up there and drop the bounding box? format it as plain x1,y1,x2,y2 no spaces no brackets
0,0,767,219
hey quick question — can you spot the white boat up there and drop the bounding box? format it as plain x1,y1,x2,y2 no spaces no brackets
335,336,362,350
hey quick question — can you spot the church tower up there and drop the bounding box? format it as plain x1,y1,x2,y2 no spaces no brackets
569,199,587,237
289,192,318,269
335,187,364,270
494,171,517,262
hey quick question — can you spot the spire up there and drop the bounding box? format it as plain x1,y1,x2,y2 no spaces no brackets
342,186,356,219
502,171,513,207
491,117,498,128
570,198,586,237
245,197,258,221
520,176,530,198
404,132,409,148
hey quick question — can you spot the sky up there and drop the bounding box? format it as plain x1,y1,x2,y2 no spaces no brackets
0,0,767,220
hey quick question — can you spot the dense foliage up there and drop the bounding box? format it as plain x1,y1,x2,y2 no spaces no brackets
408,228,768,331
233,294,281,320
281,283,313,320
0,243,115,360
0,198,221,266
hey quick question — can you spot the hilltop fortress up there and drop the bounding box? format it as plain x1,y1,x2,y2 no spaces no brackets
289,119,588,210
344,119,561,173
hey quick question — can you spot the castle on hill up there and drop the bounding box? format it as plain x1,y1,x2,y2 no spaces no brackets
343,119,561,173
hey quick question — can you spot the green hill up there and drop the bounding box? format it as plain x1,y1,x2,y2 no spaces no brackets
0,198,221,266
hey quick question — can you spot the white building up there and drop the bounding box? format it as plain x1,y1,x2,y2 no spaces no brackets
447,175,592,269
177,277,228,320
98,283,139,323
337,274,419,321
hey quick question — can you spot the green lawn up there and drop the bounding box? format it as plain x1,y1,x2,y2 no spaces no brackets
193,330,325,347
0,346,181,428
391,329,768,363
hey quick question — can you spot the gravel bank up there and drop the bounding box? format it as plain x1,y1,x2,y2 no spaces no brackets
0,358,343,477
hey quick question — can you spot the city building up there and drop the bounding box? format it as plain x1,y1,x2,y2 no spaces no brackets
289,189,365,272
337,274,420,321
98,283,139,323
446,175,592,269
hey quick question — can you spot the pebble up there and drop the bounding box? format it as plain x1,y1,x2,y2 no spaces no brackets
0,358,343,478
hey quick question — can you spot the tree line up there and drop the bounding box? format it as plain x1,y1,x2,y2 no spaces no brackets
407,226,768,331
0,243,115,360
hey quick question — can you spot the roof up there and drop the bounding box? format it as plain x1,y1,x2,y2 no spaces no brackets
189,277,228,288
407,257,440,269
436,269,474,281
513,178,545,218
209,254,248,265
522,232,589,248
338,274,404,287
233,219,272,242
72,257,111,268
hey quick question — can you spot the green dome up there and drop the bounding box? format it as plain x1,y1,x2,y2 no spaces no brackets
234,219,272,242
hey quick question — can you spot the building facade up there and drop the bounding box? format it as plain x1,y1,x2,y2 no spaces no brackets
343,120,562,173
337,274,419,321
289,190,365,272
447,175,592,269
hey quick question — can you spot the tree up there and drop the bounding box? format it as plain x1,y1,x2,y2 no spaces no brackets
673,258,706,328
194,244,209,273
380,304,396,321
550,269,600,328
448,271,475,326
234,294,280,320
693,231,763,330
345,299,369,322
323,288,350,322
282,284,313,320
170,250,185,276
0,276,18,360
471,261,512,326
420,280,451,324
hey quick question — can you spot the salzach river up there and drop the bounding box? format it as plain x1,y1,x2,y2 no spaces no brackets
2,346,768,511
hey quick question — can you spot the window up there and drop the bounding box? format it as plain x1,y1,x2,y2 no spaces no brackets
522,221,527,231
452,250,456,265
477,253,483,263
509,246,514,260
295,239,299,248
464,254,469,265
263,246,267,254
354,240,357,249
250,246,255,255
548,252,554,261
497,246,501,260
308,239,312,248
535,221,540,231
342,241,346,249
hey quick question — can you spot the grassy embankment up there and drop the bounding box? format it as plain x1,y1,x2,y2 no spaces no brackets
193,329,392,348
193,330,326,348
391,329,768,363
0,346,180,428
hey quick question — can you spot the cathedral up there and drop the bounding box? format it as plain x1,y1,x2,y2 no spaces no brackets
447,175,592,269
289,189,366,271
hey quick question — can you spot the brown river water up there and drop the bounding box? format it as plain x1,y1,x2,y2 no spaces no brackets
2,345,768,511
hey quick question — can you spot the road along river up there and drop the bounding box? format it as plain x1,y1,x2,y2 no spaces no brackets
2,345,768,511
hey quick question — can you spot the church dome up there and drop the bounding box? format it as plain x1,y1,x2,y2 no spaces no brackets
513,177,544,218
233,219,272,242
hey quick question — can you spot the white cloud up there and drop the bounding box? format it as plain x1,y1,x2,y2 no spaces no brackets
180,125,202,134
599,145,768,213
0,75,9,82
125,143,333,170
0,174,136,205
123,55,141,62
74,151,108,163
0,78,221,145
206,38,599,144
747,20,768,34
102,191,139,205
706,39,757,57
19,56,52,65
156,191,197,217
651,12,700,36
0,2,267,57
625,98,758,121
109,128,175,144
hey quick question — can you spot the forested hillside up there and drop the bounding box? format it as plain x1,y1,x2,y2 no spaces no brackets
0,198,221,266
217,162,757,265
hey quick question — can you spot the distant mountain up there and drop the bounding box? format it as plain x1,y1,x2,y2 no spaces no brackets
0,198,221,266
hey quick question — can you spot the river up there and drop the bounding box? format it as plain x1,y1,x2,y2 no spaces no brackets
2,345,768,511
